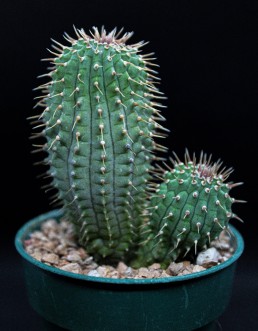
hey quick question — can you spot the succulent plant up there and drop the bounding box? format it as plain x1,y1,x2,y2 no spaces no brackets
32,26,243,267
135,150,244,267
32,26,168,264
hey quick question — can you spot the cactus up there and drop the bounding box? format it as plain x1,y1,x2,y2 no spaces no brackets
32,26,243,268
135,150,244,267
33,26,168,263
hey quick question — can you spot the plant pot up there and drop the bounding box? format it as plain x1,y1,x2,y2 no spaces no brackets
15,210,244,331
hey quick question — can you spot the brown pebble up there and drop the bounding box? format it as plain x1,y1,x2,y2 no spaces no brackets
96,266,108,277
201,261,218,268
109,270,119,279
192,265,206,273
30,231,48,242
82,268,97,275
31,251,42,261
48,230,60,240
183,261,193,272
83,262,98,271
58,260,69,267
44,241,57,251
81,256,95,266
178,270,191,276
138,267,150,278
167,262,184,276
55,244,68,255
66,251,81,262
29,239,44,248
60,263,82,274
77,247,88,260
151,270,162,278
117,262,128,274
149,263,161,270
183,261,191,267
63,239,77,247
161,271,170,277
42,253,59,265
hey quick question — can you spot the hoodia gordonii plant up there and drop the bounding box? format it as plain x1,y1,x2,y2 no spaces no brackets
33,26,168,264
135,151,244,267
32,26,244,267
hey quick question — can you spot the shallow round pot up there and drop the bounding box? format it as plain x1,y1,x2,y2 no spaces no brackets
15,210,244,331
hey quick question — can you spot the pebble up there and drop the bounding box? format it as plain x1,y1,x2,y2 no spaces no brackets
96,266,108,277
211,240,230,251
149,263,161,270
58,260,70,267
161,271,170,278
192,265,206,273
179,269,191,276
81,256,94,265
109,270,119,279
138,267,150,278
78,248,88,260
42,253,59,265
30,231,48,242
167,262,185,276
55,244,68,255
117,262,128,274
60,263,82,274
42,219,58,233
196,247,222,268
66,251,81,262
151,270,162,278
31,251,42,261
44,241,57,251
24,218,234,279
124,267,135,277
48,230,60,240
88,270,101,277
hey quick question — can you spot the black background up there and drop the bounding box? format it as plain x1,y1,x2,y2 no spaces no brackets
1,0,258,330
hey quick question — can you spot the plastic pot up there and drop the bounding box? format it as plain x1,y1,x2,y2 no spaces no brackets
15,209,244,331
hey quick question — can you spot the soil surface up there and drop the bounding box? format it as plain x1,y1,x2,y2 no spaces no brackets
24,218,234,279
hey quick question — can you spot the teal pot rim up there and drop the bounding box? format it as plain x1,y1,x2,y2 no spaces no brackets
15,209,244,285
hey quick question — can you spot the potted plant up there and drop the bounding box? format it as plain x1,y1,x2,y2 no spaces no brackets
15,26,244,331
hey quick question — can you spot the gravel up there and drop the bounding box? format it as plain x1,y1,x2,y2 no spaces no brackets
24,218,234,279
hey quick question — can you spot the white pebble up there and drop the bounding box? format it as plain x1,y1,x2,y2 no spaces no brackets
87,270,101,277
196,247,222,267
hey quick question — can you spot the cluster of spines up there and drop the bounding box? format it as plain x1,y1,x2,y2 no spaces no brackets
136,150,245,266
31,26,169,263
